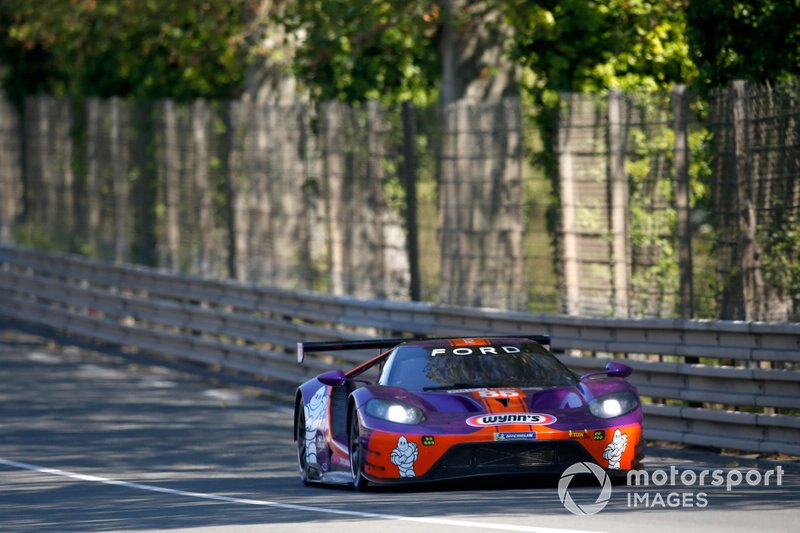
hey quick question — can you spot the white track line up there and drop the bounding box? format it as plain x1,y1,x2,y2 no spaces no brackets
0,457,602,533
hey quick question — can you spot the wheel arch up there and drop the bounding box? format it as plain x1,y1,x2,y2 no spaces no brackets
293,390,304,442
346,395,357,441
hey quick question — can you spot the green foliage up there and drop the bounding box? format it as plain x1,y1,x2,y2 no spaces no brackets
502,0,696,94
2,0,795,105
278,0,440,105
761,215,800,297
502,3,698,304
686,0,800,87
0,0,246,102
625,100,680,316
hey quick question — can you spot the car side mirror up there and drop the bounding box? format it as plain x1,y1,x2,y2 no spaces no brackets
317,369,347,387
605,361,633,378
580,361,633,380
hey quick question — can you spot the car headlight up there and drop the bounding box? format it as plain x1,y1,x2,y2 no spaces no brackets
588,392,638,419
365,399,426,425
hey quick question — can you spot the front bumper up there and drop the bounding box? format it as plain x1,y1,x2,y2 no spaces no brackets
361,422,643,483
425,440,596,480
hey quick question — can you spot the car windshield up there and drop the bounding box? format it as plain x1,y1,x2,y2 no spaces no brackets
378,342,578,391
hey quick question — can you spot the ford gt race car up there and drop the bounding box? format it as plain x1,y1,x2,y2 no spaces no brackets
293,336,643,489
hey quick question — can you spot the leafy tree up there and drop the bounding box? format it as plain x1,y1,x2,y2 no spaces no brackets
277,0,441,105
686,0,800,87
502,0,696,95
0,0,246,102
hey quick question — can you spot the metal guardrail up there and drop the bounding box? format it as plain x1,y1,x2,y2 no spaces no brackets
1,244,798,456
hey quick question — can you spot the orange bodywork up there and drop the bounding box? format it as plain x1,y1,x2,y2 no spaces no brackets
363,422,642,480
349,387,642,480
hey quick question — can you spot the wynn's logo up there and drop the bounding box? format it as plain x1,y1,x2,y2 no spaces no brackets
466,413,557,427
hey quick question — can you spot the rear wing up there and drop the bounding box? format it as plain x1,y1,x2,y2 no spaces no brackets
297,338,406,364
296,335,551,364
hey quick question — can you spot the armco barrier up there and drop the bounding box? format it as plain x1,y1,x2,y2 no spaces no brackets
1,244,798,455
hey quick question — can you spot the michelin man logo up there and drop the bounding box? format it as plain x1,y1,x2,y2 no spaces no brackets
603,428,628,469
303,386,329,464
390,436,419,477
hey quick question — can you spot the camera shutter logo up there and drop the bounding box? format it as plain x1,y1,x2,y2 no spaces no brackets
558,462,613,515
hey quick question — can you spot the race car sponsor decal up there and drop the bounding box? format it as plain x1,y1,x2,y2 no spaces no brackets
303,386,329,464
390,436,419,477
478,389,520,398
603,428,628,469
593,430,606,440
421,436,436,446
494,432,537,441
567,429,591,439
466,413,557,427
430,346,522,357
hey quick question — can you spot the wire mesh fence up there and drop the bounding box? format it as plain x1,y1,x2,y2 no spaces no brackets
0,80,797,320
555,82,799,321
707,81,800,322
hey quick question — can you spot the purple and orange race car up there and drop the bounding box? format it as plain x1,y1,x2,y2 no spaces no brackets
293,336,643,489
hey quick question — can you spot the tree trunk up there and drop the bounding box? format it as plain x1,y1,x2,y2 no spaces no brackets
439,0,518,105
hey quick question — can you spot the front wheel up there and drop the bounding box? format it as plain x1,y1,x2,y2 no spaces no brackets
349,409,370,491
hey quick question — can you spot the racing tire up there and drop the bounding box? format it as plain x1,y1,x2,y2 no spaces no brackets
296,407,311,485
349,409,371,491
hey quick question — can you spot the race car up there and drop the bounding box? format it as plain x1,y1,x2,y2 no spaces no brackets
293,336,643,489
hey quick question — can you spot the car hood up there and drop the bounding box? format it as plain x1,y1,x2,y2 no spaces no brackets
358,379,639,431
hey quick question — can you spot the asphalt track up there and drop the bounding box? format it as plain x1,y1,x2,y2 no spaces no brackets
1,323,798,533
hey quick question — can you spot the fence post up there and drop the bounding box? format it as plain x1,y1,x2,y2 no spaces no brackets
732,80,764,321
557,95,580,315
110,97,130,263
0,95,21,243
40,97,53,231
401,102,421,301
85,98,101,252
502,98,527,311
366,101,389,299
57,98,75,236
133,101,156,267
438,101,459,305
672,85,694,319
193,99,213,276
220,101,238,280
162,100,181,270
321,102,346,295
31,96,52,231
608,89,630,318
